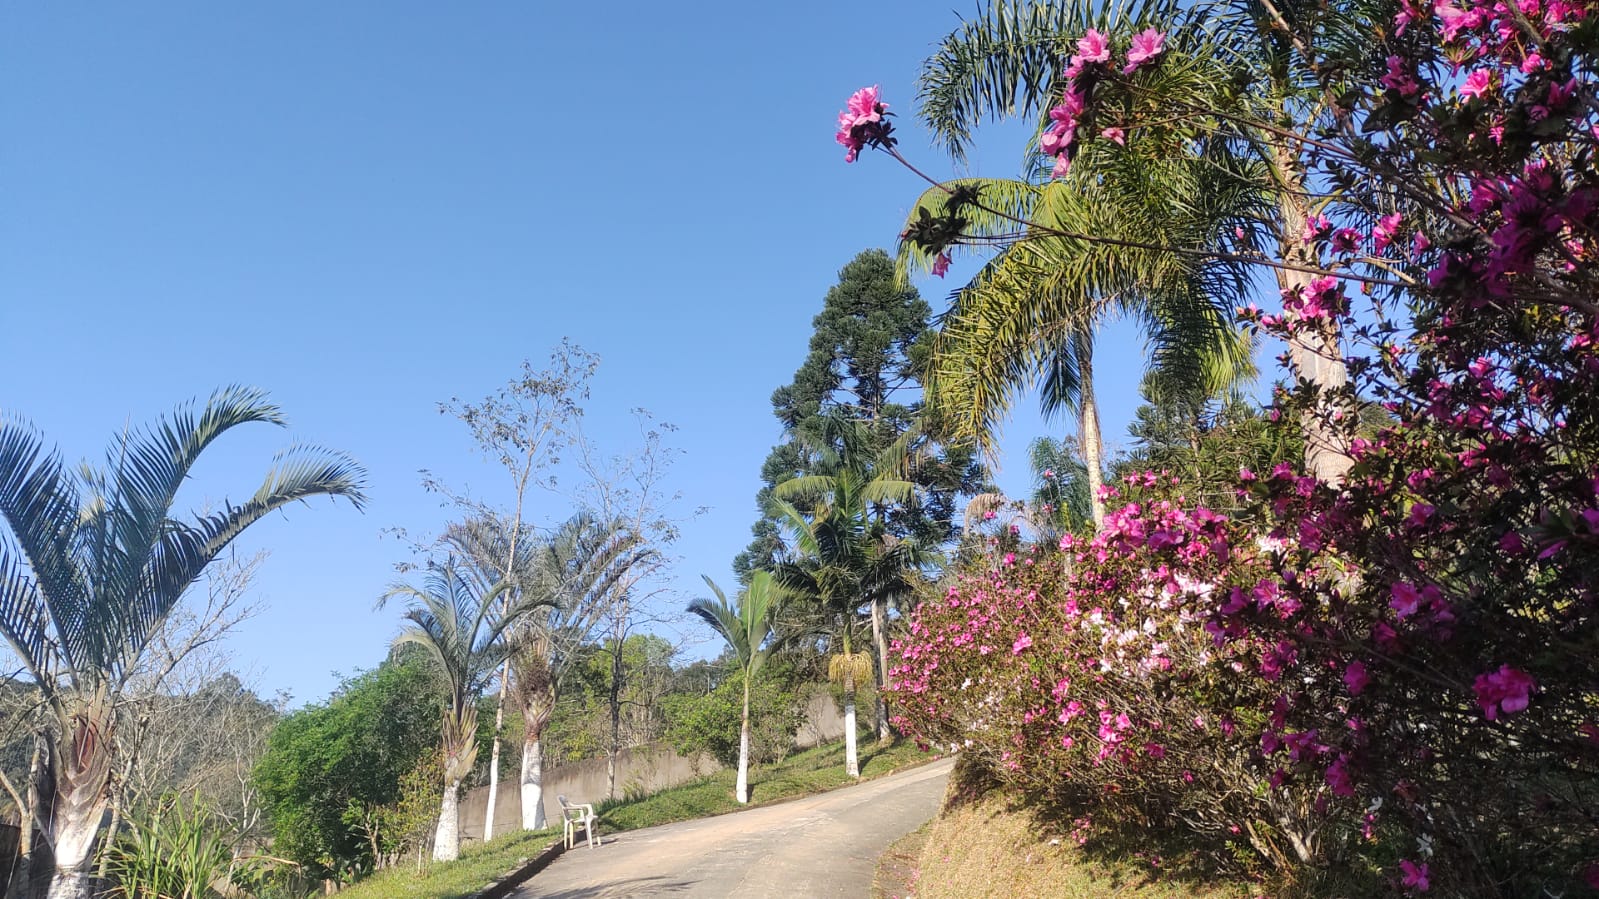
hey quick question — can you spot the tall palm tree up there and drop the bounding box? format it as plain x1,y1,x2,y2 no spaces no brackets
689,572,786,804
901,147,1261,527
509,514,651,830
773,415,925,770
380,560,547,861
0,387,366,899
910,0,1369,482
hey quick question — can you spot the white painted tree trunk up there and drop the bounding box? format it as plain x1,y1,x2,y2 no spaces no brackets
482,745,500,844
871,598,892,743
736,679,752,804
45,810,100,899
843,672,860,779
433,780,461,862
520,738,546,830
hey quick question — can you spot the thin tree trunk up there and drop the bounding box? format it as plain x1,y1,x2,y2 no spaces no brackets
520,735,546,830
1080,347,1106,530
607,631,623,801
432,780,461,862
482,661,509,843
1273,148,1353,484
870,598,892,743
8,739,44,899
736,677,752,804
843,667,860,779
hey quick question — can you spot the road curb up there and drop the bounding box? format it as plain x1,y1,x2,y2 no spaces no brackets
468,837,569,899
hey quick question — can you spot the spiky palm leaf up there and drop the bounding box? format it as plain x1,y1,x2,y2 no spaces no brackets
690,571,785,682
0,386,365,702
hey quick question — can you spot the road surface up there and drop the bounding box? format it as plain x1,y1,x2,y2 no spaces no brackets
514,757,954,898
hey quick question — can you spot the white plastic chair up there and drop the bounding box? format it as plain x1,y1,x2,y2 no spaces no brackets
557,794,598,849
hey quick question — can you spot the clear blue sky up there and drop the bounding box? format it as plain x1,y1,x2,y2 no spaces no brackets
1,2,1166,706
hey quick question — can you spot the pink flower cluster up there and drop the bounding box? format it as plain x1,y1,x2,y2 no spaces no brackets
1039,27,1166,178
834,85,888,163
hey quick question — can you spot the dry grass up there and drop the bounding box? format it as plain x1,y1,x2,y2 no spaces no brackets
908,792,1263,899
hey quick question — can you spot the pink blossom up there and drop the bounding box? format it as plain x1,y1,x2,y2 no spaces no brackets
1012,632,1033,654
835,85,887,162
1345,661,1371,695
1390,582,1424,618
1380,56,1421,98
932,252,951,278
1400,859,1431,892
1332,228,1362,253
1075,29,1111,65
1122,28,1166,74
1374,213,1403,253
1326,755,1355,796
1473,665,1535,720
1101,126,1126,145
1300,213,1332,243
1460,69,1495,99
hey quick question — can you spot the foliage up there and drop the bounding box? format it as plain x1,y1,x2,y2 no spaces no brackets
252,657,441,879
884,0,1599,890
735,249,985,581
662,670,805,768
102,796,281,899
0,386,365,896
890,480,1314,876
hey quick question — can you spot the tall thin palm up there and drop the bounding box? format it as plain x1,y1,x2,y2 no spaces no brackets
911,0,1365,482
381,560,548,861
689,572,785,804
0,387,365,899
773,415,923,769
902,147,1261,527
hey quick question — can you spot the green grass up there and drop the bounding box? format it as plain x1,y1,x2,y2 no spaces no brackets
598,738,937,832
336,736,939,899
337,825,562,899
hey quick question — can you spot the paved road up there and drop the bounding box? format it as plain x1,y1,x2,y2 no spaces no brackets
515,757,954,899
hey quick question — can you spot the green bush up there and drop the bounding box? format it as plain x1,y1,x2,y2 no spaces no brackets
662,671,804,768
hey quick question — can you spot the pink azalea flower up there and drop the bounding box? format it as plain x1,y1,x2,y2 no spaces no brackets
1101,126,1126,145
1075,29,1111,65
1122,28,1166,74
1400,859,1431,892
1300,213,1332,243
1373,212,1403,253
1012,632,1033,654
835,85,887,162
1390,582,1423,618
1332,228,1362,253
932,252,952,278
1473,665,1535,720
1345,661,1371,695
1460,69,1495,99
1052,153,1073,179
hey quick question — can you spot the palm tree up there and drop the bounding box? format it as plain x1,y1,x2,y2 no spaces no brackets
380,560,547,861
498,513,652,831
0,387,365,899
909,0,1368,483
901,149,1261,527
773,415,925,770
689,572,786,804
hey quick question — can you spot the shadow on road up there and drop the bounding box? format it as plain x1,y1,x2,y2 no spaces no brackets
532,875,697,898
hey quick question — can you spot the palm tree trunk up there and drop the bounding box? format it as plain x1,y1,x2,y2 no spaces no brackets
870,597,892,743
483,662,509,843
843,666,860,779
1273,148,1353,484
520,690,554,831
736,677,752,804
433,780,461,862
1080,349,1106,530
47,701,113,899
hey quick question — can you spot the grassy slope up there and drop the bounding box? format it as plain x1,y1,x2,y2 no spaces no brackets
906,792,1262,899
339,738,937,899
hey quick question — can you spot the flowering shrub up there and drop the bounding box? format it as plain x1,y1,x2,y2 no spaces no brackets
861,0,1599,889
891,479,1333,872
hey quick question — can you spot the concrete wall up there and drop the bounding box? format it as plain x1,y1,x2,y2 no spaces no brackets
459,691,850,843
